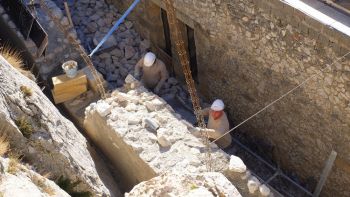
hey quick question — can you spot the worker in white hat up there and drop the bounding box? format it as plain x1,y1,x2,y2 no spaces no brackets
134,52,169,94
192,99,232,149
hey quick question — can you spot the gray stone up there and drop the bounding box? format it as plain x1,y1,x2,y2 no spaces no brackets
124,46,136,59
119,67,129,78
91,14,100,21
144,118,159,132
93,33,117,48
96,101,112,117
106,73,119,82
111,48,124,58
97,18,105,27
87,22,98,33
229,155,246,173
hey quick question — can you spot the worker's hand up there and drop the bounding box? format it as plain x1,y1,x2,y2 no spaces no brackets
189,127,201,137
201,128,216,134
189,127,215,138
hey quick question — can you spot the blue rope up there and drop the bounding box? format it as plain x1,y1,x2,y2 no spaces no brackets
89,0,141,57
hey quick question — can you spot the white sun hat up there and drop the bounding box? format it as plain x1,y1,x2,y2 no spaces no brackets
143,52,156,67
211,99,225,111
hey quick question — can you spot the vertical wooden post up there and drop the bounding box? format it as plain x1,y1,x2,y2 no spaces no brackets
64,1,74,27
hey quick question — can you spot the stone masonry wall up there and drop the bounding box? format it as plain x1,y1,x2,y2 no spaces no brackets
84,75,278,196
112,0,350,196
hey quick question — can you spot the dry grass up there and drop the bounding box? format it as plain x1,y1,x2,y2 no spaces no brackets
0,134,9,157
20,85,33,97
7,154,19,174
0,44,34,80
32,174,56,196
15,117,33,139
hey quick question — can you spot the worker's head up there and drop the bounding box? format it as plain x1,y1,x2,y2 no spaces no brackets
210,99,225,120
144,52,156,67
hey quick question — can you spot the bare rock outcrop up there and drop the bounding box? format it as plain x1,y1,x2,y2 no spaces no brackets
125,172,242,197
0,157,69,197
0,55,121,196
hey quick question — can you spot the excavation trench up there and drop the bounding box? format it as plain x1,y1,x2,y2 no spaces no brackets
0,0,317,196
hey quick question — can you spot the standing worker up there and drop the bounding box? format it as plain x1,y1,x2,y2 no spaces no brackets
134,52,169,94
194,99,232,149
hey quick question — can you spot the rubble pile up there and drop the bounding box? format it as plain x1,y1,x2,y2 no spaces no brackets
53,0,200,107
125,172,242,197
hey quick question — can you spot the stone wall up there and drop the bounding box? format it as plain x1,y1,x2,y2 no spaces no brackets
84,75,279,196
111,0,350,196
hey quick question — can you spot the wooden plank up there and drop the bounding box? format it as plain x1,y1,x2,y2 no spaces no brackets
52,70,87,93
53,82,88,96
64,1,74,27
52,84,87,104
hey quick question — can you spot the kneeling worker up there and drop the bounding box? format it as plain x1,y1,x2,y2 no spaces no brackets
134,52,169,94
197,99,232,149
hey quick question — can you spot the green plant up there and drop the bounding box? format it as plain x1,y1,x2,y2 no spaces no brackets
15,117,33,138
56,176,92,197
20,85,33,97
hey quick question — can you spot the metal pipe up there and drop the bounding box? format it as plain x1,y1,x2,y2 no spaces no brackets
89,0,141,56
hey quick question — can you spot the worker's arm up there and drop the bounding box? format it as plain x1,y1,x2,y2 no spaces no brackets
154,61,169,94
205,129,224,139
134,57,144,78
197,107,210,117
190,128,222,140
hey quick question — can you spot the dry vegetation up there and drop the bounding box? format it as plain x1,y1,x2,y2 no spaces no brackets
31,174,56,196
7,154,19,174
0,44,34,80
20,85,33,97
15,117,33,138
0,134,9,157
